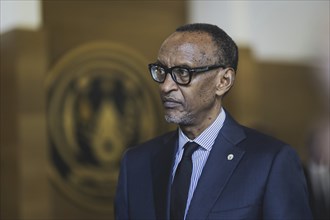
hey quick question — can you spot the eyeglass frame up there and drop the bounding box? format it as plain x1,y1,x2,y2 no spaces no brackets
148,62,226,86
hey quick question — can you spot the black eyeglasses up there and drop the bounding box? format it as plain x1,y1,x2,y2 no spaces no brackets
148,63,226,85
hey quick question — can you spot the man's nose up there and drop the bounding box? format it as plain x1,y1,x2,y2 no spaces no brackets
160,73,178,93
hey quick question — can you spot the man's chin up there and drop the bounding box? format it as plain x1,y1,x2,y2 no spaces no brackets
164,112,182,123
164,114,192,125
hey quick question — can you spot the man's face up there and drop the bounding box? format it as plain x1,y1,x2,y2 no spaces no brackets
157,31,222,127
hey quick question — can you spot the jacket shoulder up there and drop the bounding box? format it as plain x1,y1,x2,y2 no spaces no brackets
223,111,288,151
240,125,297,156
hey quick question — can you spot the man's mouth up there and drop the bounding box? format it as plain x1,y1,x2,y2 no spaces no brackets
162,97,181,108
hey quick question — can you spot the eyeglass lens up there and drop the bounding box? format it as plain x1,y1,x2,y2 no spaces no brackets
150,65,191,84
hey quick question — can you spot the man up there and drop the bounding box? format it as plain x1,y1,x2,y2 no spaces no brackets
115,23,312,220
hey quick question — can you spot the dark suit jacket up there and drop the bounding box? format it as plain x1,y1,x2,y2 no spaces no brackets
115,113,313,220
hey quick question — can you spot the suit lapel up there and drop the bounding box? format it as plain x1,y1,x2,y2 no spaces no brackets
151,132,177,220
186,113,246,220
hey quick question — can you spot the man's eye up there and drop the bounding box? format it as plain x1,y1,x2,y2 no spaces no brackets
154,67,165,75
174,68,190,77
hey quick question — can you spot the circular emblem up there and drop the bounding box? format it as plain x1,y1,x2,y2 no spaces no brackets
46,42,164,212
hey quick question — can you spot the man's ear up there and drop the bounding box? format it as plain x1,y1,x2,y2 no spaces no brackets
215,68,235,96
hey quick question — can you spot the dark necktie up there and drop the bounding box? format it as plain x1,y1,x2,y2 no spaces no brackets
170,142,199,220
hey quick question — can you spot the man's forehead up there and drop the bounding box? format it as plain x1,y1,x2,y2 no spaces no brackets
164,31,213,46
159,32,215,56
158,31,216,66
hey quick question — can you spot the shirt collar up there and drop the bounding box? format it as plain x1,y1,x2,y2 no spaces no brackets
178,108,226,152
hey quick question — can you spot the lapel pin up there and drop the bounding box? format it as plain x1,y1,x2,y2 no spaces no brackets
227,154,234,161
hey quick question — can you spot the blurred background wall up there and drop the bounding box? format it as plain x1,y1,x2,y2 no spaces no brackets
1,0,329,220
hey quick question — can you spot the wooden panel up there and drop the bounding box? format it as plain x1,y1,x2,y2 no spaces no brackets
0,29,49,220
254,62,324,161
43,1,187,66
42,1,186,219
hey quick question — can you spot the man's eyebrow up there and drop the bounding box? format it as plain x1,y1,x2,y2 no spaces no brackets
177,64,192,68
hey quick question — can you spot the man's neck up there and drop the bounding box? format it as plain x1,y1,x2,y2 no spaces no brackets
179,107,222,140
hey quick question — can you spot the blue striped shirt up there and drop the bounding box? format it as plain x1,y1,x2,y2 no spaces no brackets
172,108,226,219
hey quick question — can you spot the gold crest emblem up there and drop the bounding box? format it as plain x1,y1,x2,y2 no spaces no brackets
46,42,164,212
